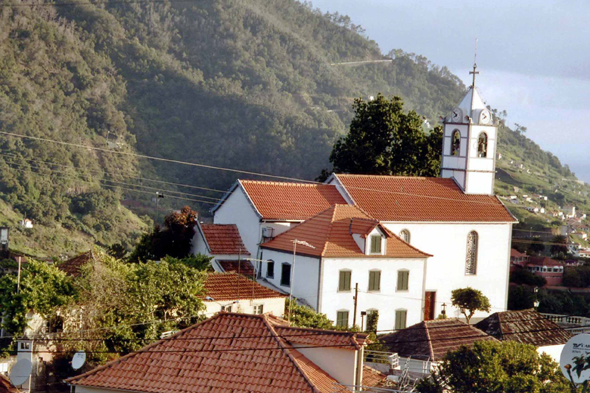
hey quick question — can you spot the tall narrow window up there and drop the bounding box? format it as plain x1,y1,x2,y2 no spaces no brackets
281,263,291,286
451,130,461,156
368,270,381,291
478,132,488,157
400,229,411,244
267,260,274,278
336,311,349,328
397,270,409,291
395,310,407,330
339,270,352,291
466,231,479,275
370,235,382,254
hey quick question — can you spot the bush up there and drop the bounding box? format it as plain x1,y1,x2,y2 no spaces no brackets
510,268,547,286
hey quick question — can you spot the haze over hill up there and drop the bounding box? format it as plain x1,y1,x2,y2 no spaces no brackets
0,0,586,256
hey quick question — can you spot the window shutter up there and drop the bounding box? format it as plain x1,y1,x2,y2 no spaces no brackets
395,310,407,330
397,271,409,291
337,311,349,328
339,271,351,291
370,235,381,253
369,271,381,291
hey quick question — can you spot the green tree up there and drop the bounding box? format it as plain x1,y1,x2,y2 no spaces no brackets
0,260,77,338
550,235,568,256
510,268,547,287
327,94,442,177
417,341,571,393
285,299,335,330
451,287,491,324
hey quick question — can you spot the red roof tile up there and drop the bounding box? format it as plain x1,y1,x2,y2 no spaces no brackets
240,180,347,221
274,326,368,351
201,273,287,301
362,366,388,387
511,249,528,258
381,319,497,361
261,205,431,259
199,224,250,255
57,251,94,277
334,174,516,223
66,313,359,393
475,310,572,347
527,257,563,267
0,374,21,393
217,260,255,278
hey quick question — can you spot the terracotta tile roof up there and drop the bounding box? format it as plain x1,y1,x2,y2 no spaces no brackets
57,251,94,277
475,310,572,347
199,223,250,255
0,374,20,393
261,205,431,259
334,174,516,223
274,326,368,351
381,319,498,361
216,259,255,278
201,273,287,301
511,249,527,258
239,180,347,221
362,365,388,387
66,313,356,393
527,257,564,267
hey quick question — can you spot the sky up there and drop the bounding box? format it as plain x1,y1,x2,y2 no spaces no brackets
310,0,590,182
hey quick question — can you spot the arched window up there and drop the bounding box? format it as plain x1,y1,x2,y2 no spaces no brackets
478,132,488,158
400,229,411,244
451,130,461,156
465,231,478,275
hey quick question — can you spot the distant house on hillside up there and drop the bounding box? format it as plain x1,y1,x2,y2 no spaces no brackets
563,205,576,218
381,319,497,377
475,310,572,362
510,249,529,272
66,312,385,393
526,257,564,286
200,273,286,317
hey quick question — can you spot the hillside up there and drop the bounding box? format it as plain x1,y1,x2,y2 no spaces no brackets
0,0,585,257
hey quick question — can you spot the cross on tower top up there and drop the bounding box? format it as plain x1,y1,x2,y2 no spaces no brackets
470,63,479,89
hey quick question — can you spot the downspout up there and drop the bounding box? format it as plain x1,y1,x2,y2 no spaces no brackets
355,345,365,391
422,257,428,321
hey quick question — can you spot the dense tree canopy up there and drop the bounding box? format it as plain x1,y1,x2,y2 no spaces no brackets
417,341,571,393
451,287,491,324
327,94,442,177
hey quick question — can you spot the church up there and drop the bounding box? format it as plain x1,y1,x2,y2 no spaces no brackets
198,68,517,331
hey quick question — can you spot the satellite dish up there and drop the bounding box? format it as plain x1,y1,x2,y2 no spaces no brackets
72,351,86,370
9,358,32,386
560,333,590,384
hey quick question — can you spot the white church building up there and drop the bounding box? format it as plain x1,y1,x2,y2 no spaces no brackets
209,71,517,330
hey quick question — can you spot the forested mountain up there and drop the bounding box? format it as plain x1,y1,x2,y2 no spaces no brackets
0,0,583,256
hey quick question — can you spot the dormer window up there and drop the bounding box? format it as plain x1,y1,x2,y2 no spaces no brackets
370,235,382,254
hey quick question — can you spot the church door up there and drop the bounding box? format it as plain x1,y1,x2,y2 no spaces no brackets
424,291,436,321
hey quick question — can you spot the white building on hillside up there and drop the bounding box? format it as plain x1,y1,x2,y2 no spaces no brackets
210,68,517,328
260,204,430,331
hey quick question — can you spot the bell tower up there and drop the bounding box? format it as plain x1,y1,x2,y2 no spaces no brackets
441,63,497,195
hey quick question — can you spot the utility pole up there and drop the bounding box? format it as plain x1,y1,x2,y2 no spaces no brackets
353,283,359,328
16,256,22,293
155,192,165,224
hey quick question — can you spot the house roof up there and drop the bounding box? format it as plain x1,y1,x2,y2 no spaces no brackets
362,366,388,388
332,174,516,223
261,204,431,259
216,259,255,278
381,319,498,361
66,313,367,393
57,251,94,277
225,180,347,221
474,310,572,347
201,273,287,301
198,223,250,255
511,249,528,258
0,374,20,393
527,257,563,267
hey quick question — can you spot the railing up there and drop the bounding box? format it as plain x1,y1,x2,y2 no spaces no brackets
541,313,590,333
364,350,399,368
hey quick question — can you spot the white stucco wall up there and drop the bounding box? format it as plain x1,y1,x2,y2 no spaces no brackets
191,226,210,256
295,346,358,387
203,297,286,317
537,344,564,363
259,248,320,309
320,258,426,331
383,223,512,322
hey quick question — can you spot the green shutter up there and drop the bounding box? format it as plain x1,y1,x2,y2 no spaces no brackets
397,271,409,291
337,311,349,328
395,310,407,330
339,270,351,291
369,271,381,291
370,235,381,253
